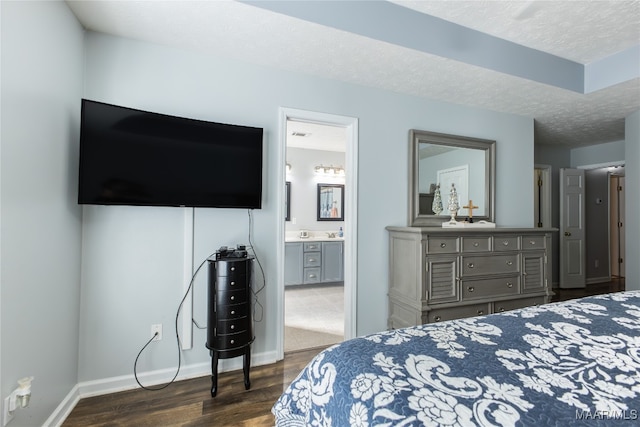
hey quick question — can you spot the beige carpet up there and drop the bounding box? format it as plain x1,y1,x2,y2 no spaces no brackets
285,283,344,352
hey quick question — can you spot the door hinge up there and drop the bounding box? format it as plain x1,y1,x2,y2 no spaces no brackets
618,185,623,192
619,222,623,228
620,258,624,264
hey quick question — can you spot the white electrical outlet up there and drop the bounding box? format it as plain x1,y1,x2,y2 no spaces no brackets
3,396,14,426
151,324,162,341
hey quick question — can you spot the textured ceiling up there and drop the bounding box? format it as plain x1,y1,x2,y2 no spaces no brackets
65,0,640,148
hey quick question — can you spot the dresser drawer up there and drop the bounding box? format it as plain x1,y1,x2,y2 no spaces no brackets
461,236,491,252
521,235,546,251
427,237,459,254
462,254,519,276
428,303,489,323
210,330,252,350
461,275,520,301
216,302,249,319
216,288,248,305
494,236,519,252
303,267,321,284
303,242,322,252
216,317,250,334
303,252,321,267
494,296,545,313
216,275,248,292
214,259,250,277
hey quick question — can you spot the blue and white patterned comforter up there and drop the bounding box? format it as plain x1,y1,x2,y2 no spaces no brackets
273,291,640,426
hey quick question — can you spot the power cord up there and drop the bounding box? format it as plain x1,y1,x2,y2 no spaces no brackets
133,250,216,391
247,209,265,322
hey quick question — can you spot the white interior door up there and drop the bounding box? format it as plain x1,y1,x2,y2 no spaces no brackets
560,168,586,288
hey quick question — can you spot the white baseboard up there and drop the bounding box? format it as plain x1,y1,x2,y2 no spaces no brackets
46,349,278,426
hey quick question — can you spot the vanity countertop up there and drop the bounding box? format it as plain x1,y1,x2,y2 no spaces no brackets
285,236,345,243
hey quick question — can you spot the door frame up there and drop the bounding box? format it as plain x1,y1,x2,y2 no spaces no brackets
275,108,358,361
534,164,552,228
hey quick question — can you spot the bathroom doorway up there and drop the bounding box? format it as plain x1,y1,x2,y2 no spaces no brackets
277,108,358,359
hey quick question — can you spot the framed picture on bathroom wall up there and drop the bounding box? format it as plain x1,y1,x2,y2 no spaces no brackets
317,183,344,221
285,181,291,221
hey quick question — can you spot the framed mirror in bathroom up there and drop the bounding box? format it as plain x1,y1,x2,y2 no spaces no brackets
317,183,344,221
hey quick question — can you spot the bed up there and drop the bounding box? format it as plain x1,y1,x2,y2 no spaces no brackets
273,291,640,426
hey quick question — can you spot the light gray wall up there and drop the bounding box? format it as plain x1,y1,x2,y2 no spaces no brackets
571,140,625,167
625,110,639,290
1,1,84,425
285,147,345,232
79,31,535,383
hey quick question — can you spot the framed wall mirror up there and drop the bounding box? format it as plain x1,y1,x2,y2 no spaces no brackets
409,130,495,226
317,183,344,221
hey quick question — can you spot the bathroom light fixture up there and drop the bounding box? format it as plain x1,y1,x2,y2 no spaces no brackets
314,164,345,176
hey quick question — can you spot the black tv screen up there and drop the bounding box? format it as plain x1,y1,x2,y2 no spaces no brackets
78,99,263,208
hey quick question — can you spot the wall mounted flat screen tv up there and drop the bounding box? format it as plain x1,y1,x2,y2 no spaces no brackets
78,99,263,208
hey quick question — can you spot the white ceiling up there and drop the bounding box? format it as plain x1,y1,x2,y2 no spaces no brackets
66,0,640,150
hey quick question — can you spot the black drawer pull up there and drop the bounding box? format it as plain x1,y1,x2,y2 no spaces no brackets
468,286,475,292
467,263,474,268
506,261,513,266
499,307,505,312
477,310,484,315
434,316,442,322
507,282,513,288
440,242,446,248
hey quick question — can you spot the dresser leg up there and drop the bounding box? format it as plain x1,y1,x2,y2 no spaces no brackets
211,351,219,397
243,346,251,390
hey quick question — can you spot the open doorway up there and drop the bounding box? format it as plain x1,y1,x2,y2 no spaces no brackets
276,108,358,360
610,171,625,278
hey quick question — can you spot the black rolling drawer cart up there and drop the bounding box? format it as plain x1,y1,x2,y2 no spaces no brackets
206,255,254,397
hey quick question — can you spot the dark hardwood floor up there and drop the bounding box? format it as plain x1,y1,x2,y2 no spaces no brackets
63,278,625,426
62,346,325,427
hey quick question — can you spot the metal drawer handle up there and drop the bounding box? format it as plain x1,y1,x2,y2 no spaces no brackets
230,339,235,345
231,267,235,271
473,242,479,247
468,286,475,292
230,296,235,301
434,316,442,322
477,310,484,315
440,242,446,248
308,258,316,262
231,310,236,315
529,240,536,245
499,307,505,312
507,282,513,288
502,241,509,246
309,274,316,278
231,281,235,286
230,325,235,330
506,261,513,266
467,263,474,268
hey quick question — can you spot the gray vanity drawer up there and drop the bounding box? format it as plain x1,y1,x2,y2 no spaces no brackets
461,236,491,252
426,237,459,254
303,252,321,267
462,254,519,276
494,236,519,251
521,235,546,251
428,303,489,323
461,275,520,301
303,242,322,252
303,267,321,284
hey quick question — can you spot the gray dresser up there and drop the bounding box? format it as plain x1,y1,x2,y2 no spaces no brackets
386,226,555,328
